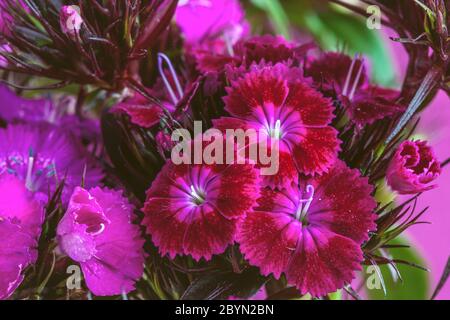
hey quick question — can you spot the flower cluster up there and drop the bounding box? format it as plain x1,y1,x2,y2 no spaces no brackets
0,0,447,300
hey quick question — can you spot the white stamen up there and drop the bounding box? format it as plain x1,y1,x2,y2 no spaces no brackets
158,52,184,105
296,185,315,222
223,31,235,56
342,56,357,97
25,156,35,190
348,59,364,101
272,119,282,139
190,185,204,204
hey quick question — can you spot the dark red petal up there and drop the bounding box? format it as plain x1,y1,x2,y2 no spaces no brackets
213,118,298,189
255,187,295,213
142,198,187,259
115,103,164,128
212,164,260,219
291,126,340,175
284,81,334,126
237,211,300,278
183,206,237,261
349,86,405,127
286,227,363,297
305,52,366,95
224,68,289,118
196,51,238,73
309,160,377,244
258,148,298,189
241,35,294,65
212,117,255,132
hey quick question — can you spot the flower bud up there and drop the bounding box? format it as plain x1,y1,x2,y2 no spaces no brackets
60,5,83,39
387,140,441,194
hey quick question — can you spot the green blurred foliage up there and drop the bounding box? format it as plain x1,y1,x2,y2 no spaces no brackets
247,0,396,87
364,236,430,300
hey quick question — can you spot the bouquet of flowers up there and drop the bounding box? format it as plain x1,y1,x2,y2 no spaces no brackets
0,0,448,301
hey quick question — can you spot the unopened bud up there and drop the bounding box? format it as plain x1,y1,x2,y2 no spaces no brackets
60,5,83,39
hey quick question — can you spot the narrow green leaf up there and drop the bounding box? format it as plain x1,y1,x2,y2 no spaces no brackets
250,0,291,39
365,236,430,300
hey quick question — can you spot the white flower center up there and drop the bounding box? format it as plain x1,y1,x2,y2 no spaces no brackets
295,185,315,224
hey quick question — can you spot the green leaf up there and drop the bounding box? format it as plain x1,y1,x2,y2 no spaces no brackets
365,236,430,300
282,1,396,87
250,0,291,39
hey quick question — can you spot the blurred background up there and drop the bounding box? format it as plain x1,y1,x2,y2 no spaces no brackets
243,0,449,299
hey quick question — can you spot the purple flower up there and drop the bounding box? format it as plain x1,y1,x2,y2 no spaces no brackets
0,85,53,123
0,174,43,300
0,85,101,143
57,187,145,296
60,5,83,40
387,140,441,194
0,123,103,203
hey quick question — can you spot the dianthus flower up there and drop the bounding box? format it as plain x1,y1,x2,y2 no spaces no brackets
214,63,340,188
0,124,102,203
57,187,145,296
142,159,260,261
237,161,376,297
387,140,441,194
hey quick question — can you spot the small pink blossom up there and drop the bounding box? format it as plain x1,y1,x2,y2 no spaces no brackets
57,187,145,296
387,140,441,194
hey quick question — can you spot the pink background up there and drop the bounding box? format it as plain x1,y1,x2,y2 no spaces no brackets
385,30,450,299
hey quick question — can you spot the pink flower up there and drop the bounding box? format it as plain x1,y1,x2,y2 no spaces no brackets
214,63,340,188
0,174,43,300
387,140,441,194
57,187,145,296
0,123,103,204
237,161,377,297
142,160,260,261
176,0,248,44
177,0,250,74
306,52,405,127
60,5,83,39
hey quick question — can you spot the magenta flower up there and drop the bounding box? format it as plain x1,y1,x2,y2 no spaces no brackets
237,161,377,297
213,63,340,188
142,160,260,261
0,85,53,123
176,0,248,44
177,0,249,74
0,124,103,203
60,5,83,40
57,187,145,296
306,52,405,127
0,85,100,143
0,174,43,300
387,140,441,194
